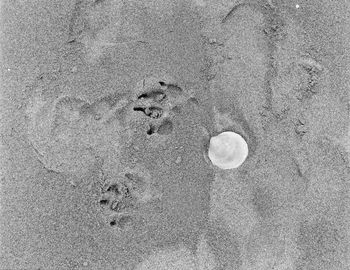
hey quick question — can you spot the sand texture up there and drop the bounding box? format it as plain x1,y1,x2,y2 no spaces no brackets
0,0,349,270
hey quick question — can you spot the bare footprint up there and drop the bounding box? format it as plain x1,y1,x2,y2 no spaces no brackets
26,94,96,176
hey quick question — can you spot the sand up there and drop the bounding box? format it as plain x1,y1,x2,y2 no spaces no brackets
0,0,349,270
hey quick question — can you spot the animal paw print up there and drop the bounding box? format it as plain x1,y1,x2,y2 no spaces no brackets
98,166,160,215
107,214,136,232
131,76,187,136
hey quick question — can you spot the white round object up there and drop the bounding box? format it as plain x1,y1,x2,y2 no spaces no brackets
208,131,248,169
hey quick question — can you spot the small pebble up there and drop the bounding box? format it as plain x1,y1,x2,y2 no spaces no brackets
175,156,182,164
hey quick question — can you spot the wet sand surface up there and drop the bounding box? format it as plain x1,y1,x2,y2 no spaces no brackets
1,0,349,270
